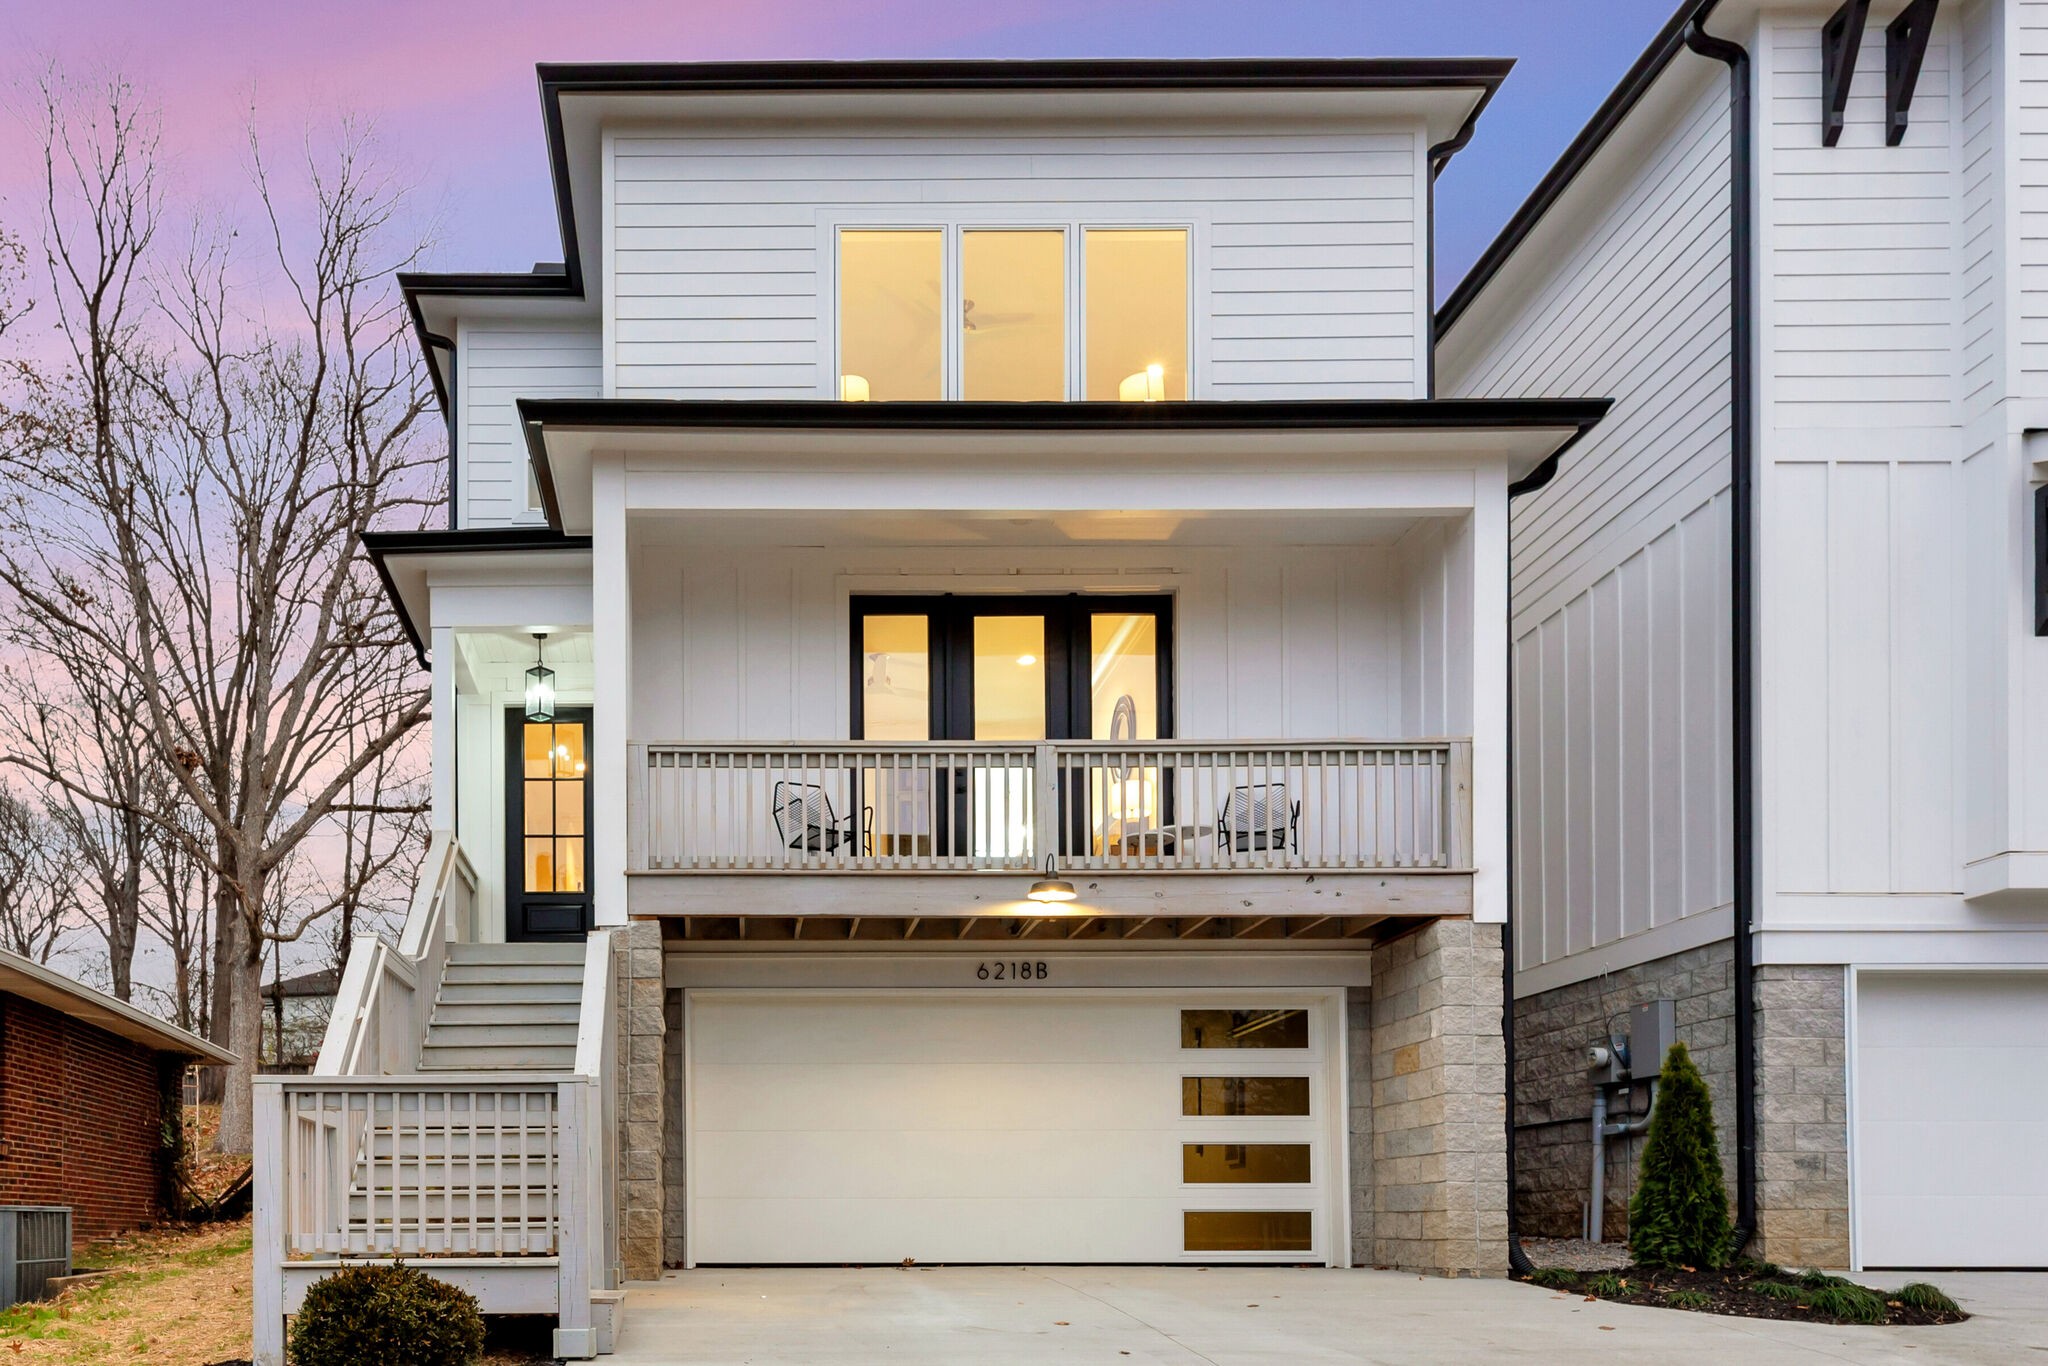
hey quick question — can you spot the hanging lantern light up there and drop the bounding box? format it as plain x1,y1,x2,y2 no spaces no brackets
525,632,557,723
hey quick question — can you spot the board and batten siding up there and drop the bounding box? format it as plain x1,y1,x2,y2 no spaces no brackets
1438,69,1735,988
604,123,1427,400
626,542,1469,746
457,319,602,528
1756,14,1962,908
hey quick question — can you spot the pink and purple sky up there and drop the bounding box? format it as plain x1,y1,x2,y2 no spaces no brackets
1,0,1674,293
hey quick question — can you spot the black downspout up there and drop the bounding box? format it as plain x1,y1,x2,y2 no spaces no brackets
1683,14,1759,1255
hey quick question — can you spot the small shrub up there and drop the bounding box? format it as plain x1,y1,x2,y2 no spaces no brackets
288,1262,484,1366
1805,1282,1887,1325
1894,1282,1960,1315
1526,1267,1581,1289
1586,1273,1630,1299
1627,1041,1735,1269
1733,1256,1783,1278
1663,1288,1714,1310
1751,1280,1808,1302
1798,1268,1853,1291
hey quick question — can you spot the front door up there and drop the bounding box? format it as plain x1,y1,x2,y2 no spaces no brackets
506,708,594,941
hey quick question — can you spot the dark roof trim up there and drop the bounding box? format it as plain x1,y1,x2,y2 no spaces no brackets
364,527,595,668
516,395,1610,435
1437,0,1720,338
519,395,1613,531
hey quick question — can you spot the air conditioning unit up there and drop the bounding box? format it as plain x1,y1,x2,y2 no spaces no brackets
0,1206,71,1309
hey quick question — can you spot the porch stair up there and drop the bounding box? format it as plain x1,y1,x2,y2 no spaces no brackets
419,942,586,1071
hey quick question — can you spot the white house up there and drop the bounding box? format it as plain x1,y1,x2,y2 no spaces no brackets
1440,0,2048,1273
251,58,1617,1360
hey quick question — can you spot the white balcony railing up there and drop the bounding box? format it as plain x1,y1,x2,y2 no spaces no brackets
629,740,1471,876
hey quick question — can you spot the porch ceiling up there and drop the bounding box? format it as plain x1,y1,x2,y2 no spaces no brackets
627,507,1433,549
657,911,1413,946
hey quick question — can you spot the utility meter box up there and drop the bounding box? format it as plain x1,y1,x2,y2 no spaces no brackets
1629,999,1677,1082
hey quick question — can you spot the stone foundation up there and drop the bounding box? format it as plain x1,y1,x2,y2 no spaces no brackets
611,922,667,1281
662,985,686,1268
1511,941,1737,1242
1345,983,1374,1265
1752,965,1849,1268
1367,919,1507,1276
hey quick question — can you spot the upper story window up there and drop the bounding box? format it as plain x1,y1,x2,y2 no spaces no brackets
837,226,1189,403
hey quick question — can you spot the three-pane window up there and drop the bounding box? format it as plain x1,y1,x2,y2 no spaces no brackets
837,226,1190,402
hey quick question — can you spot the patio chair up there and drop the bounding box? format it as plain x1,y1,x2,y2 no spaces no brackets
771,781,871,855
1217,783,1300,855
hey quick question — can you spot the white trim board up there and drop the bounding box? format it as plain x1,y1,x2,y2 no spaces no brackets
1511,905,1732,999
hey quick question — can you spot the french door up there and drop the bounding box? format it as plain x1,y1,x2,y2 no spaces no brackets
850,595,1173,859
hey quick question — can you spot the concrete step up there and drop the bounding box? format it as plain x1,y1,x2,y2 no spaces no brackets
419,1044,578,1071
446,941,586,966
441,961,584,986
436,980,584,1005
429,1000,582,1026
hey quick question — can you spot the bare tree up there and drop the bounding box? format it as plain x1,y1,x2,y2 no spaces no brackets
0,790,77,963
138,787,215,1035
0,78,437,1152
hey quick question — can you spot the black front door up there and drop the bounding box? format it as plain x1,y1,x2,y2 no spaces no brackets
505,707,594,941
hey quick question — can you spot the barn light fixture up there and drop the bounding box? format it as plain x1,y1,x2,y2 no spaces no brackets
1026,854,1076,904
525,632,557,723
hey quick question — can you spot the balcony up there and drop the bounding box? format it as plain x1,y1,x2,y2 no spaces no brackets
626,740,1473,927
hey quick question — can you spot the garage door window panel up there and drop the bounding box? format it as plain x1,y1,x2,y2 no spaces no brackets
1180,1009,1310,1050
1183,1210,1313,1254
1182,1143,1311,1184
1181,1076,1312,1117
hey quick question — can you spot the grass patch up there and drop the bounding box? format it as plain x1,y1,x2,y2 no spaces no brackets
1893,1282,1961,1315
1525,1267,1581,1289
1586,1273,1631,1299
1662,1288,1714,1310
1750,1279,1810,1302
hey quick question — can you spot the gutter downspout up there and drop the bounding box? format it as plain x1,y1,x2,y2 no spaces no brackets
1682,11,1759,1259
1492,0,1755,1274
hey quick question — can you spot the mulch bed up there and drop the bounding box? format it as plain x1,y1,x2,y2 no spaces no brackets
1523,1263,1969,1327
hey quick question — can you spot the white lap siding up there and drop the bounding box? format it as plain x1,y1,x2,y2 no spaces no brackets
604,123,1428,400
1438,68,1736,990
457,319,602,528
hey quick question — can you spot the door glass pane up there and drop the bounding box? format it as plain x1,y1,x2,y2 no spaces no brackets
554,838,586,893
524,838,555,894
523,724,553,779
1183,1210,1312,1253
839,230,942,401
862,615,930,742
963,230,1065,400
1089,611,1161,848
1180,1009,1310,1050
554,783,585,836
1183,1143,1312,1184
553,723,586,777
524,781,554,836
1085,229,1188,401
972,616,1046,742
1182,1077,1313,1117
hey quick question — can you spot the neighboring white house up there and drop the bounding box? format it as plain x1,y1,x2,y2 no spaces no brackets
1440,0,2048,1272
252,58,1621,1362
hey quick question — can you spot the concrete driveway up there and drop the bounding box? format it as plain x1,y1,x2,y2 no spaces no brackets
611,1266,2047,1364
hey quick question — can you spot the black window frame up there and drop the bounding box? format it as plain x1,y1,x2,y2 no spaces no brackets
503,705,596,942
848,593,1175,742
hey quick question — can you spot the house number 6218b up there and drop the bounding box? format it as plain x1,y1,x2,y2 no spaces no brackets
977,961,1049,981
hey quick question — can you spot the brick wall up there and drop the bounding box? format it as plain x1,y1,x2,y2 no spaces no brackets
0,994,173,1244
1512,941,1737,1240
1367,919,1507,1276
1753,965,1848,1269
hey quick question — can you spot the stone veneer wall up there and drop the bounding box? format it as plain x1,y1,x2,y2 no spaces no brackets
1511,941,1737,1241
613,923,668,1281
662,986,685,1268
1751,965,1848,1269
1345,983,1373,1265
1367,919,1507,1275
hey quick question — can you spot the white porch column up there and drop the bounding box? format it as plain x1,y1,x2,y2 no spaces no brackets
429,625,457,832
1470,467,1510,924
592,452,632,927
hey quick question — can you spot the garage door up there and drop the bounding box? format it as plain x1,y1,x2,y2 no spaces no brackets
1855,972,2048,1267
685,990,1344,1265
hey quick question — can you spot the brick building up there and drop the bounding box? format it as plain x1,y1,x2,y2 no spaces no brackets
0,950,233,1244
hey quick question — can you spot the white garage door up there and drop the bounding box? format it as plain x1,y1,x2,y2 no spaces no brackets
685,989,1344,1265
1855,972,2048,1267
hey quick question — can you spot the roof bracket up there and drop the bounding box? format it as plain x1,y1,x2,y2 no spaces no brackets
1885,0,1939,147
1820,0,1870,148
